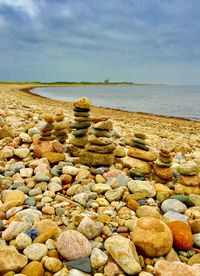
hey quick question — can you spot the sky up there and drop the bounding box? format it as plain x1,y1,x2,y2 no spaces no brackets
0,0,200,85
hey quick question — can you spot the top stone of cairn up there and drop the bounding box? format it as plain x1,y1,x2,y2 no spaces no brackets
74,97,91,109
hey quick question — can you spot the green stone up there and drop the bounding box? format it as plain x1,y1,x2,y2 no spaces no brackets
169,195,189,203
90,127,112,138
187,194,200,206
128,167,145,177
156,158,172,168
132,141,149,151
72,129,88,137
65,257,91,273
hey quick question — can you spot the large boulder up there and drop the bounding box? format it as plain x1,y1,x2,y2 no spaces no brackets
130,217,173,257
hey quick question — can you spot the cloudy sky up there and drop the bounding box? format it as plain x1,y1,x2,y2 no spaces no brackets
0,0,200,84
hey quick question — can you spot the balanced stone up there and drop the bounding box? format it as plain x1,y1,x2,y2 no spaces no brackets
93,120,113,130
40,116,55,141
179,175,199,186
90,127,112,138
72,128,88,137
178,162,199,176
69,135,88,147
85,143,115,153
128,147,156,162
80,150,115,166
88,134,113,145
74,97,91,109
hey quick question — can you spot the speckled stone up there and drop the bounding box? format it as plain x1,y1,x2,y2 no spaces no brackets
104,235,141,274
77,217,103,239
56,230,92,261
130,217,173,257
0,245,28,273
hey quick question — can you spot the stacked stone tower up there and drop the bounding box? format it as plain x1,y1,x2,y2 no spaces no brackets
153,147,173,184
126,133,156,178
40,114,55,141
54,111,68,143
80,116,116,166
69,97,91,156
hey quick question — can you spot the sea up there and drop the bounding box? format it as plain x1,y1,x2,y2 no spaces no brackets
31,85,200,121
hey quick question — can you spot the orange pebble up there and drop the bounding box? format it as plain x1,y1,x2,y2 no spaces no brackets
168,220,193,250
60,174,72,184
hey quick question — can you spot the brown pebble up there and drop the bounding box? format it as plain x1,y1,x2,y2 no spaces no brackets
48,249,60,259
116,226,129,233
0,211,6,219
44,272,54,276
43,114,54,123
60,174,73,184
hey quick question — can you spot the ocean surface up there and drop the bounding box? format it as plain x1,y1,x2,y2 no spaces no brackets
31,85,200,120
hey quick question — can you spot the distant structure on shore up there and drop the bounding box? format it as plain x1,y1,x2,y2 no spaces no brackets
104,78,109,84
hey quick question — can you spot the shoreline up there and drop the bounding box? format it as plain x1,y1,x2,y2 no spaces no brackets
0,84,200,145
22,84,199,123
0,83,200,275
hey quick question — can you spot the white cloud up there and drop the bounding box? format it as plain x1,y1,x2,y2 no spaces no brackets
0,0,39,18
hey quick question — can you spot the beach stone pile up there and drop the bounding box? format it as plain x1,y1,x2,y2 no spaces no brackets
175,161,200,195
54,110,68,143
1,91,200,275
69,97,91,156
123,133,156,178
40,114,55,141
153,146,173,184
80,116,116,166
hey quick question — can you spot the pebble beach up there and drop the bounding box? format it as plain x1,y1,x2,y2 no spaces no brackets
0,83,200,276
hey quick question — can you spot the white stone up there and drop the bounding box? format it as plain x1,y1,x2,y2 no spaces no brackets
91,248,108,268
20,168,33,178
128,180,156,197
15,232,32,249
23,243,48,261
77,217,103,239
161,199,187,214
2,221,31,241
14,148,30,159
62,166,80,176
19,132,32,143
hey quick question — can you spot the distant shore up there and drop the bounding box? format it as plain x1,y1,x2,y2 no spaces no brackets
0,83,199,146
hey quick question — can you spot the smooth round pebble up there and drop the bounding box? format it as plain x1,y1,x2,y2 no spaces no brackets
161,199,187,214
23,243,48,261
44,257,63,272
16,233,32,249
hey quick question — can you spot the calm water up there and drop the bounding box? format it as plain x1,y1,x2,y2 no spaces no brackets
31,85,200,120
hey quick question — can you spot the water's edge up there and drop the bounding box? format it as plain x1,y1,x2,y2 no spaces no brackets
25,85,200,122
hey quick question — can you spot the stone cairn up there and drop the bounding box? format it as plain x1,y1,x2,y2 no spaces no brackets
54,110,68,143
153,147,173,184
40,114,55,141
69,97,91,156
126,133,156,179
176,161,200,195
79,116,116,166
